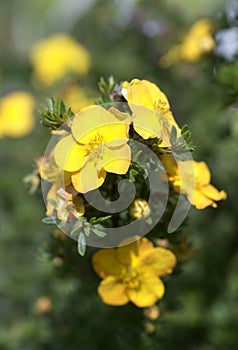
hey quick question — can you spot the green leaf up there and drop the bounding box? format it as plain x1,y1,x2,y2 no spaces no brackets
77,233,87,256
42,216,56,225
170,125,178,145
89,215,111,225
92,227,107,238
48,199,57,207
70,226,83,238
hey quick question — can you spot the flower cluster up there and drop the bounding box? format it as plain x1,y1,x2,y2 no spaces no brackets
35,77,226,309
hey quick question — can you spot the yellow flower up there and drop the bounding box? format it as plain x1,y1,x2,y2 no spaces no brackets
92,237,176,307
46,183,85,220
162,154,227,209
30,34,90,86
160,19,215,67
61,84,94,113
129,199,150,219
54,105,131,193
122,79,180,143
0,92,35,138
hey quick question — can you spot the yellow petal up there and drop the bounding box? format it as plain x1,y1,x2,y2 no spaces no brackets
161,154,178,179
123,79,168,110
98,277,129,306
117,238,154,267
0,92,35,138
194,161,211,185
92,248,124,278
188,189,215,209
132,105,161,139
138,247,176,276
71,162,106,193
54,135,87,172
72,105,129,145
201,184,227,202
100,143,131,174
64,171,72,187
127,275,165,307
46,183,58,217
109,107,131,124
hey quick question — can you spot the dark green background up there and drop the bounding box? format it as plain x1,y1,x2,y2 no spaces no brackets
1,0,237,349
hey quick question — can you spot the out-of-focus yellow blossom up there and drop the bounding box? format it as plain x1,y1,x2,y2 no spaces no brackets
34,297,53,315
0,92,35,138
30,34,90,86
54,105,131,193
143,305,160,320
162,154,227,209
144,322,155,334
61,84,94,113
122,79,180,144
92,237,176,307
160,19,215,67
129,199,150,219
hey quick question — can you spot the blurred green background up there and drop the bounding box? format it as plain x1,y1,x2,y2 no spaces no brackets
1,0,238,349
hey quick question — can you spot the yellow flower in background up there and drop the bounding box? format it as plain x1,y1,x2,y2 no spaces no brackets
54,105,131,193
30,34,91,86
92,237,176,307
0,92,35,138
160,19,215,67
162,154,227,209
122,79,180,144
34,296,53,315
61,84,94,113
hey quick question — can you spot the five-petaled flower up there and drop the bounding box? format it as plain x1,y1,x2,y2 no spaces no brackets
92,237,176,307
162,154,227,209
122,79,180,145
54,105,131,193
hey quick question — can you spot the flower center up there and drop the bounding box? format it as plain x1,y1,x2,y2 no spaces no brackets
85,133,105,163
154,99,170,115
122,266,140,290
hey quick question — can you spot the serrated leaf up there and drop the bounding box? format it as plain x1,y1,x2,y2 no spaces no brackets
78,233,86,256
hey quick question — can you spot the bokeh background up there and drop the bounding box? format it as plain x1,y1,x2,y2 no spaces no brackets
1,0,238,349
